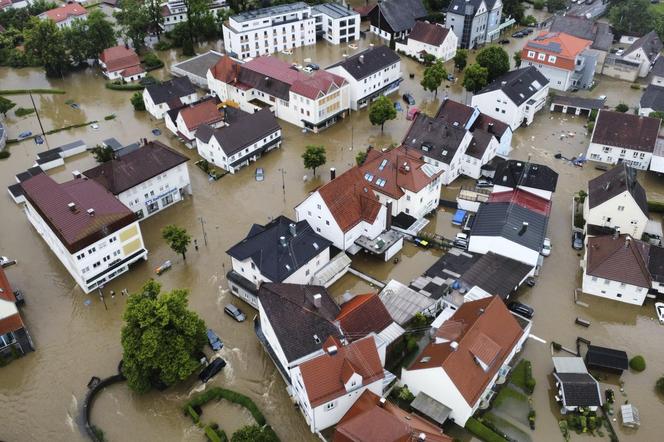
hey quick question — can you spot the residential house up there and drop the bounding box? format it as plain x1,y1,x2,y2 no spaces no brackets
469,191,551,266
620,31,662,78
0,268,34,361
650,57,664,86
82,141,191,221
164,97,225,147
326,46,401,111
492,160,558,201
435,98,513,158
584,164,649,238
39,3,87,28
19,172,147,294
143,77,198,119
160,0,227,32
294,168,390,254
311,3,360,45
552,357,602,415
639,84,664,116
549,95,606,117
471,67,550,131
0,0,32,12
549,15,614,71
401,113,473,185
586,110,661,170
195,107,282,173
357,146,442,220
207,55,350,132
291,335,387,433
395,21,457,63
226,217,332,309
367,0,427,42
401,296,530,426
521,32,596,91
98,45,146,83
255,283,342,383
333,390,452,442
445,0,504,49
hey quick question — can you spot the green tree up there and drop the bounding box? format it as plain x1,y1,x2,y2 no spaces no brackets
522,15,537,26
503,0,525,24
454,48,468,71
546,0,567,12
421,52,435,66
657,376,664,395
368,95,397,132
615,103,629,113
180,0,214,55
629,355,646,372
462,63,489,93
91,145,114,163
355,150,367,166
162,224,192,261
115,0,150,53
0,96,16,116
121,279,207,393
231,425,279,442
146,0,164,40
421,59,447,97
302,145,326,176
649,111,664,121
608,0,653,35
476,46,510,82
533,0,544,10
131,92,146,111
24,17,68,77
513,50,522,68
85,9,116,58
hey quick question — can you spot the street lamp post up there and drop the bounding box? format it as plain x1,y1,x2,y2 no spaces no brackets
199,216,208,247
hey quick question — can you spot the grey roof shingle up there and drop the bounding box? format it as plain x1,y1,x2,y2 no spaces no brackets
470,202,549,252
328,45,400,80
373,0,427,34
625,31,663,63
477,67,549,106
651,57,664,77
587,164,648,216
145,77,196,105
402,113,468,165
494,160,558,193
648,245,664,284
554,372,602,408
171,51,223,79
640,84,664,112
448,0,498,15
549,15,613,52
460,252,533,299
226,216,331,282
258,283,342,363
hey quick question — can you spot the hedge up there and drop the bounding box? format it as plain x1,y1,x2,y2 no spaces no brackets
0,150,10,159
465,418,508,442
186,405,199,423
184,387,266,426
648,200,664,213
0,88,65,95
105,82,145,91
205,425,222,442
15,107,35,117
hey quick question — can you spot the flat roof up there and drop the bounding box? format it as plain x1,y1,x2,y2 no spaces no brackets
312,2,358,19
411,392,451,425
172,51,224,79
232,2,309,23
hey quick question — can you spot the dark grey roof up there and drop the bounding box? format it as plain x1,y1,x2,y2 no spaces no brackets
587,164,648,216
592,110,660,152
83,141,189,195
477,67,549,106
237,67,292,101
649,245,664,283
640,84,664,112
312,2,357,19
651,57,664,77
551,94,606,110
554,373,602,407
494,160,558,193
171,51,223,79
328,46,400,80
549,15,613,51
373,0,427,33
102,138,123,151
226,216,331,282
460,252,533,299
470,202,549,252
466,129,493,160
197,108,281,157
145,77,196,105
257,283,342,363
585,345,629,372
402,113,468,165
625,31,663,62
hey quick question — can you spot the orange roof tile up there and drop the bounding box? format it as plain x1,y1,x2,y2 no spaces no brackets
408,297,524,405
337,294,394,341
522,32,592,71
42,3,87,23
210,56,241,83
179,99,224,131
100,45,141,73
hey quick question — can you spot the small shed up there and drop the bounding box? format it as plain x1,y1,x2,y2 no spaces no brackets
585,345,629,374
550,95,606,116
411,392,451,425
621,404,640,428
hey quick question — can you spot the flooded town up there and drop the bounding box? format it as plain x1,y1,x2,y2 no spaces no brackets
1,1,664,442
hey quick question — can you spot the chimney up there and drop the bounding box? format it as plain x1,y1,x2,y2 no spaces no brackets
313,293,322,308
279,236,287,247
379,397,387,408
386,201,393,229
72,170,82,179
87,208,95,217
479,308,485,315
613,228,620,239
327,345,338,355
450,341,459,351
418,434,427,442
68,202,76,212
359,54,365,64
428,121,432,132
330,167,336,180
519,221,528,235
488,122,494,134
289,223,297,237
501,81,507,86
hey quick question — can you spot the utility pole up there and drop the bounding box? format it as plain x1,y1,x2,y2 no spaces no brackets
199,216,208,247
98,285,108,311
29,92,49,150
278,168,286,202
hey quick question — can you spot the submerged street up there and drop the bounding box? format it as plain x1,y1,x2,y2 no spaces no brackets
1,16,664,442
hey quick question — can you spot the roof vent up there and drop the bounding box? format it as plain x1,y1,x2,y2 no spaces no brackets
450,341,459,351
313,334,321,344
479,308,485,315
327,345,338,355
313,293,322,308
501,81,507,86
68,202,76,211
289,223,297,237
379,397,387,407
279,236,287,247
87,208,95,217
72,170,82,179
359,54,365,64
418,434,427,442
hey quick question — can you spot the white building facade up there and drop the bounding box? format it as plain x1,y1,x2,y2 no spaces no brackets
471,82,548,131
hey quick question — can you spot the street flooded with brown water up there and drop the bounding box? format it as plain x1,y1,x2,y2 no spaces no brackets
1,20,664,442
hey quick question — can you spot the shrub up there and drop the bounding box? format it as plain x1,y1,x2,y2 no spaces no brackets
573,213,586,229
587,121,594,134
106,82,144,91
552,341,562,351
0,150,10,159
522,15,537,26
104,114,116,121
465,418,508,442
15,107,35,117
397,385,415,403
649,201,664,213
405,336,418,353
205,425,222,442
588,109,598,122
630,83,641,90
657,376,664,395
533,0,544,9
629,355,646,372
154,40,173,51
142,52,164,71
615,103,629,113
184,387,267,426
0,88,65,95
131,92,145,111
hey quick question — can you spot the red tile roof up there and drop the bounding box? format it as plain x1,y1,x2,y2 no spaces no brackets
0,0,11,10
488,189,552,216
317,168,383,233
209,56,241,83
522,32,592,71
291,70,347,100
299,336,384,407
20,173,136,254
586,235,651,287
408,21,451,47
41,3,87,23
359,146,441,200
120,65,145,78
407,297,524,405
334,390,452,442
99,45,141,74
337,294,393,341
179,98,223,131
0,268,24,336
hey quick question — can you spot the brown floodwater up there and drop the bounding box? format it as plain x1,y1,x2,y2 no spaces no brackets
1,17,664,442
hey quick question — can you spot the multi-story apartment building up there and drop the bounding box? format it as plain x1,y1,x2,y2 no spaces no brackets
446,0,503,49
20,172,147,294
311,2,360,45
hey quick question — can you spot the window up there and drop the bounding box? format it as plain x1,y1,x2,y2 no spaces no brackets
591,276,598,282
0,332,16,348
548,55,556,63
617,206,625,211
604,279,610,285
325,402,336,411
109,237,116,243
537,53,545,61
147,201,159,214
325,220,330,225
162,194,174,206
528,51,535,59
